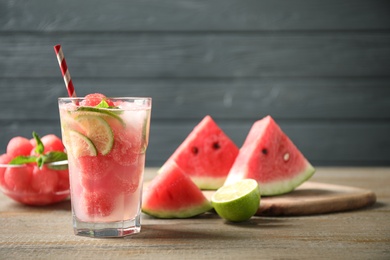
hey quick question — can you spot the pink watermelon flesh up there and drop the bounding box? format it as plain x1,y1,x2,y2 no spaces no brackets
224,115,315,196
142,161,212,218
159,115,239,190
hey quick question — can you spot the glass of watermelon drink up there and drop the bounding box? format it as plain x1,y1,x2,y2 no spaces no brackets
58,95,151,238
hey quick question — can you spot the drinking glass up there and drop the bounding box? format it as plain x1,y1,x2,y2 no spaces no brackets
58,97,151,237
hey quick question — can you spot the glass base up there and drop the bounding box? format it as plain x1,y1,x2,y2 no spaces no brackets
73,214,141,238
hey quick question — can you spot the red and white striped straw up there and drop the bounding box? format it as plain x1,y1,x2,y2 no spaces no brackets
53,44,77,98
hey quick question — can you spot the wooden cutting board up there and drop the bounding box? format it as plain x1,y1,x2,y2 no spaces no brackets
202,181,377,216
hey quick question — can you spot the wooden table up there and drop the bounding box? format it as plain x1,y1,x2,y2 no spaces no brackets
1,167,389,259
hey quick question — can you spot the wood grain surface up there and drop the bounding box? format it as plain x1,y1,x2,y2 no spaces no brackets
203,181,377,216
0,167,389,259
1,34,390,78
257,182,377,216
1,0,389,31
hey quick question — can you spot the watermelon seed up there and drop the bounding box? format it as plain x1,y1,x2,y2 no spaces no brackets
212,142,221,150
192,147,199,155
284,153,290,161
261,148,268,155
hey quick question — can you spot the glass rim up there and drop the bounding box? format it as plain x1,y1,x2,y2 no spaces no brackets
1,187,70,196
58,97,152,101
0,160,68,168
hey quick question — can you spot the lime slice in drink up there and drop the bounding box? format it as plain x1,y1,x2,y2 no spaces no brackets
211,179,260,222
75,107,125,126
75,115,114,155
68,130,98,157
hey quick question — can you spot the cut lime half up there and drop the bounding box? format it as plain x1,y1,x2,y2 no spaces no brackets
211,179,260,222
75,115,114,155
68,130,98,157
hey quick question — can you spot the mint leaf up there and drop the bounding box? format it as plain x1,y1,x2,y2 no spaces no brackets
95,99,121,111
43,151,68,170
43,151,68,163
37,151,68,169
95,100,110,108
36,156,45,168
33,131,44,155
9,155,37,165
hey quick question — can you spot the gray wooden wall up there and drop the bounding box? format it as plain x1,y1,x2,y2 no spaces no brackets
1,0,390,166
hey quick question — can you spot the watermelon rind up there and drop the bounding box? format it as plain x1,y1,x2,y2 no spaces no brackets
227,161,315,196
142,161,213,219
249,163,315,196
142,200,212,219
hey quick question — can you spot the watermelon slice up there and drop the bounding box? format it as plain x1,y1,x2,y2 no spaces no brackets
159,115,239,190
142,162,212,218
224,115,315,196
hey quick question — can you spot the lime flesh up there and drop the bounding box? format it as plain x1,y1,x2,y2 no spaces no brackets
68,130,98,157
75,115,114,155
211,179,260,222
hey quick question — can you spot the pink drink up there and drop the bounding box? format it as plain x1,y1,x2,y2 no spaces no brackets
58,95,151,237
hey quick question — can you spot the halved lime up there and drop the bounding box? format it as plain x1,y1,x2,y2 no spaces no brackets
75,115,114,155
68,130,98,157
211,179,260,222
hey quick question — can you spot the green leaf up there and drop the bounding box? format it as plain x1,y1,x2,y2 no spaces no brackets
36,156,45,168
37,151,68,169
9,155,37,165
95,100,110,108
95,99,122,111
33,131,44,155
43,151,68,163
